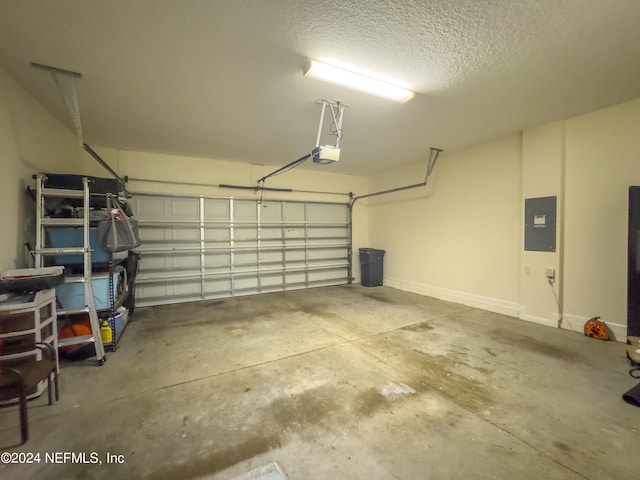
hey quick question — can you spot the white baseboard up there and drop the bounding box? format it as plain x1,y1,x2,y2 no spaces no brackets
518,312,558,328
384,277,628,343
384,277,521,318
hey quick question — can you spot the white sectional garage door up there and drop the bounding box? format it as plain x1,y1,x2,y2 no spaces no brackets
131,193,351,306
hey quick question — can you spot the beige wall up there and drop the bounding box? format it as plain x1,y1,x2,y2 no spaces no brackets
0,68,85,272
563,98,640,339
369,97,640,341
366,136,523,315
520,121,564,327
517,99,640,340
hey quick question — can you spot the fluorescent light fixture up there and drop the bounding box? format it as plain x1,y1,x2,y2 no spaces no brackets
303,59,414,103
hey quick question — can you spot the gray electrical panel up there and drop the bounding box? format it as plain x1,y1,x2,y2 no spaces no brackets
524,196,557,252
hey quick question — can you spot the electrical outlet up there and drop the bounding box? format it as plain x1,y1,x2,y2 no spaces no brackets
546,268,556,281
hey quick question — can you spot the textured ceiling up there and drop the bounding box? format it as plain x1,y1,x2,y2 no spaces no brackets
1,0,640,176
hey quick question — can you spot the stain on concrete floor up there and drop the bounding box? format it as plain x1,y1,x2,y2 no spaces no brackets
361,292,398,304
490,329,584,363
400,321,435,332
553,441,573,454
355,336,493,412
352,388,389,417
270,386,341,430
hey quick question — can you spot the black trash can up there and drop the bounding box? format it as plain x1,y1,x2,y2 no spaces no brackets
359,248,385,287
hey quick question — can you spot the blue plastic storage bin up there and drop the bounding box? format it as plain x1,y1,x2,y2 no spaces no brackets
56,272,119,311
48,228,110,264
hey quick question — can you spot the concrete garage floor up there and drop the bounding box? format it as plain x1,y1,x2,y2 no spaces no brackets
1,285,639,479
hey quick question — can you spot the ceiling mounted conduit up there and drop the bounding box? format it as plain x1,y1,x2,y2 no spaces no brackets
350,147,443,208
344,147,442,283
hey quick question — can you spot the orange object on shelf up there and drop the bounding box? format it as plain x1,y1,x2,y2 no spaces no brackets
58,316,91,353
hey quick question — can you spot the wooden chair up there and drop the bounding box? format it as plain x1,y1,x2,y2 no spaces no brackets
0,342,59,446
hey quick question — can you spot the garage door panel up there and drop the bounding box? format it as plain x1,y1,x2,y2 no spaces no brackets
306,203,347,222
147,255,200,270
234,276,258,292
138,256,168,270
260,202,282,221
138,228,199,242
204,228,230,242
203,198,230,220
131,196,168,218
235,228,257,241
259,250,283,264
204,278,231,295
308,226,348,237
205,252,231,267
171,229,200,241
171,255,201,269
235,252,258,265
261,272,283,287
136,284,170,301
308,268,348,283
283,203,305,222
133,194,350,306
173,279,202,295
138,228,169,242
284,227,304,239
307,247,347,261
234,200,257,221
285,272,306,285
261,240,284,249
149,253,200,268
171,199,200,219
261,227,283,240
285,250,305,262
136,282,202,305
